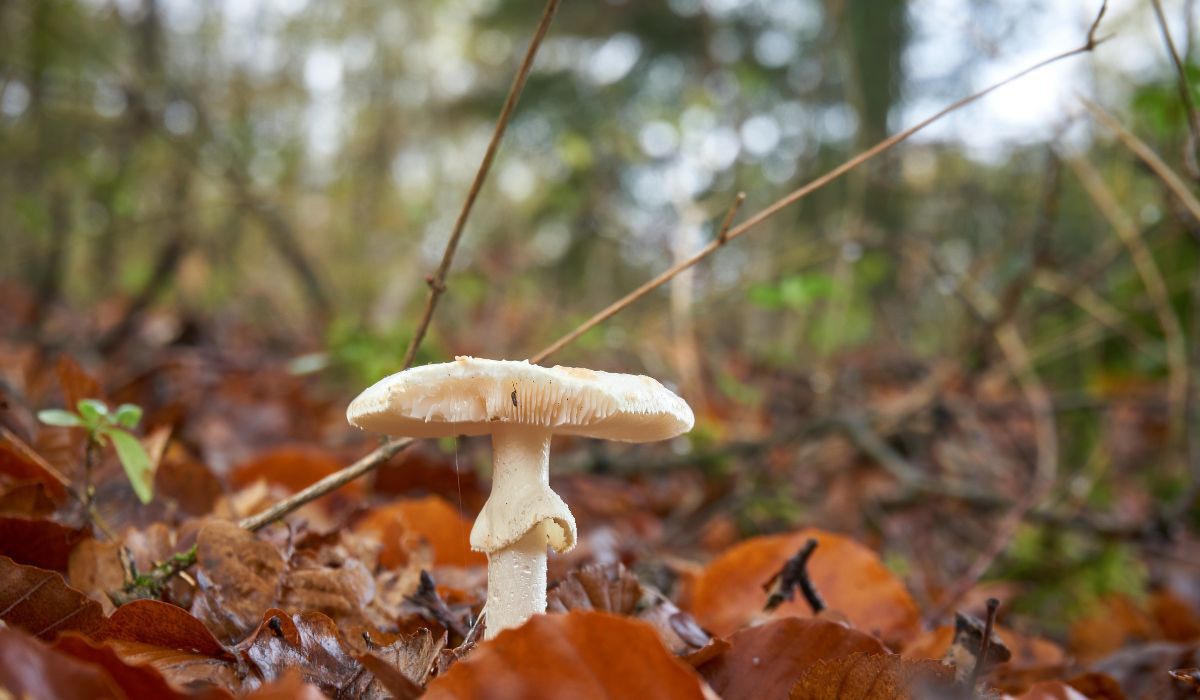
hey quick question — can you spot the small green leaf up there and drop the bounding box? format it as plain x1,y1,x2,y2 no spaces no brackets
114,404,143,429
76,399,109,427
37,409,83,427
108,429,154,504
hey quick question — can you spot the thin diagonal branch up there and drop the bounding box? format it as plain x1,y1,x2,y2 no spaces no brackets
400,0,562,369
1149,0,1200,179
1081,98,1200,223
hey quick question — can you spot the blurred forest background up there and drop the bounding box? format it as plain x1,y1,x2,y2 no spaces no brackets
2,0,1200,652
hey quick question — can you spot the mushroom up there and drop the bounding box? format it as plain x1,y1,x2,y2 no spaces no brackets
346,357,693,637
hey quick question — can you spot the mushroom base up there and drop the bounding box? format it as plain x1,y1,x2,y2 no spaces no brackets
483,523,548,638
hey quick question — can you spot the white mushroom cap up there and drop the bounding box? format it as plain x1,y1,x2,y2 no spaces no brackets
346,357,694,441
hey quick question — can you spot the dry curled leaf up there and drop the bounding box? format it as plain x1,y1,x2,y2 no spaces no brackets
695,616,887,700
424,610,709,700
691,529,921,646
0,554,105,640
789,652,951,700
239,608,425,699
548,562,717,656
190,519,286,644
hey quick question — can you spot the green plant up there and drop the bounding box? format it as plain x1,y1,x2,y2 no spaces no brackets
38,399,154,504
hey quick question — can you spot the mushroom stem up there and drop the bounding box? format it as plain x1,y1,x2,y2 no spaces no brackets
482,425,555,638
484,523,548,637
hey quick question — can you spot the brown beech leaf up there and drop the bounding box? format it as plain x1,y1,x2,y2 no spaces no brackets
67,537,126,614
97,600,238,692
691,529,921,645
0,481,58,517
355,495,484,569
0,516,86,570
424,610,709,700
190,519,285,644
0,627,126,700
98,599,231,658
52,633,204,700
231,445,363,498
55,355,104,409
789,652,952,700
282,530,377,627
1094,641,1200,700
1006,681,1091,699
548,562,718,656
1064,673,1128,700
357,626,444,688
0,429,70,500
238,608,396,699
243,669,329,700
0,554,105,639
696,616,887,700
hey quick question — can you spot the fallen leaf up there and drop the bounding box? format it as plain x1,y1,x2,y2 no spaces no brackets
0,554,105,639
355,495,484,569
1070,596,1158,663
547,562,717,656
231,445,362,498
0,516,86,570
690,529,921,645
52,633,200,700
0,481,58,517
1094,641,1200,700
190,519,285,644
238,608,396,698
243,669,328,700
789,652,951,700
55,356,104,410
1151,591,1200,643
0,626,126,699
0,429,69,499
1007,681,1091,699
695,616,887,700
67,537,126,614
282,530,378,626
1064,672,1128,700
99,599,231,658
424,610,709,699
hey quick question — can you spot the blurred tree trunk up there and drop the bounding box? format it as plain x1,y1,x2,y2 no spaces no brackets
843,0,907,229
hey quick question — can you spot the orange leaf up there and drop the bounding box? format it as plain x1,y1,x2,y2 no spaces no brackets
355,495,484,568
0,555,105,640
691,529,921,645
55,356,104,410
231,446,362,497
789,652,950,700
424,611,709,699
695,617,887,700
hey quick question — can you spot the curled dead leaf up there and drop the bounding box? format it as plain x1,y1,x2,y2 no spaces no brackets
190,519,285,644
548,562,718,657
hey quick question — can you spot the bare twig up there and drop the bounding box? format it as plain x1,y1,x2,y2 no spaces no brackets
763,538,826,614
1065,154,1189,450
238,436,413,532
530,6,1110,365
400,0,562,369
1081,98,1200,223
966,598,1000,692
717,192,747,244
1149,0,1200,179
